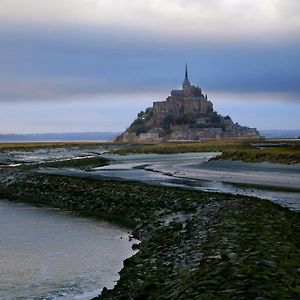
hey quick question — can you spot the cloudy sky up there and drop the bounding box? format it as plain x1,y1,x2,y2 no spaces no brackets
0,0,299,133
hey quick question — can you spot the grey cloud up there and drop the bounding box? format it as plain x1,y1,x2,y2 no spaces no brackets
0,22,299,102
0,77,167,102
1,0,300,45
0,0,299,133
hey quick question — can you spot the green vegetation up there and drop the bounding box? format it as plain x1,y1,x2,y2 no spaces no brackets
112,140,252,155
162,115,175,129
129,118,148,135
175,113,197,125
214,145,300,164
127,108,154,135
112,140,300,164
21,156,110,171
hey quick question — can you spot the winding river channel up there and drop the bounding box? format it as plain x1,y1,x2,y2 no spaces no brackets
0,146,299,298
1,146,299,211
39,151,300,212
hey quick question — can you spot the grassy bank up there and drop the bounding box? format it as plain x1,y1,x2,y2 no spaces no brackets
214,145,300,164
0,169,299,299
111,140,252,155
112,140,300,164
21,156,110,171
2,140,300,164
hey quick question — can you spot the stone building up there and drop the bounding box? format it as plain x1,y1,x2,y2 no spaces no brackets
152,65,213,127
115,66,261,142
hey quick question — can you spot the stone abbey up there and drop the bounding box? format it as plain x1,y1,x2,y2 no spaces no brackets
116,66,260,142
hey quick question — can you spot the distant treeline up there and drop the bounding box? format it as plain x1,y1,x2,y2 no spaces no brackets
0,132,121,142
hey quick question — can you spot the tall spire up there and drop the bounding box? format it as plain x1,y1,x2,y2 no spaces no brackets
183,63,190,88
185,64,188,80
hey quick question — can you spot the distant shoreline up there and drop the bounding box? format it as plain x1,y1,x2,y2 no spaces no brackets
0,132,121,143
0,141,112,150
0,140,112,145
0,129,299,143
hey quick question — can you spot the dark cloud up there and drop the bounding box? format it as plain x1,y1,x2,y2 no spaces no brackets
0,24,299,102
0,1,299,133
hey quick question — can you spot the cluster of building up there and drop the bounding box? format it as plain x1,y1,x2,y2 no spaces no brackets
115,66,260,142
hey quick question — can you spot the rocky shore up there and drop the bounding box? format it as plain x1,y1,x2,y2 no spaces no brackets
0,167,300,299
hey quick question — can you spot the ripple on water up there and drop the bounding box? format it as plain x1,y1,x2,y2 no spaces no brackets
0,200,137,300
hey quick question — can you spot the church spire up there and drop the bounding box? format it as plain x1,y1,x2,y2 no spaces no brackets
183,63,190,88
185,64,188,79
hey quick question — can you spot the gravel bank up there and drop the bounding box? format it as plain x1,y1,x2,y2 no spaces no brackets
0,168,299,299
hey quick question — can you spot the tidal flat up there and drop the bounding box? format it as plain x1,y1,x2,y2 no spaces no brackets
112,140,300,165
0,143,300,299
0,171,300,299
40,152,300,211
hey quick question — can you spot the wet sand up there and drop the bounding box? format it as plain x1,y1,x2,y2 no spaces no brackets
39,152,300,211
145,158,300,190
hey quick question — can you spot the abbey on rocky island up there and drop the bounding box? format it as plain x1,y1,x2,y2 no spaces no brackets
115,66,260,142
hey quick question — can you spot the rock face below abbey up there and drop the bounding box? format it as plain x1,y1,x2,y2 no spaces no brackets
116,67,260,142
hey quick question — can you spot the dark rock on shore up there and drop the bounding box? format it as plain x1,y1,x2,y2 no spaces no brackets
0,167,300,299
132,243,140,251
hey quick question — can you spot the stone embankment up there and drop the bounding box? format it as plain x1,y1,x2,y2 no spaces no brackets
0,168,300,299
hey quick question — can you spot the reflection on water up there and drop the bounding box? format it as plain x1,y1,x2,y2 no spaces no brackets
0,200,136,300
0,145,117,167
41,152,300,212
164,177,300,212
0,149,299,297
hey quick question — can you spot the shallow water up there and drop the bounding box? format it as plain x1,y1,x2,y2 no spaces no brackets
41,152,300,212
0,148,299,297
0,145,116,167
0,200,137,300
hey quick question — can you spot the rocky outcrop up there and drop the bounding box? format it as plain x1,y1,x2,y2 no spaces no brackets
115,67,260,142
